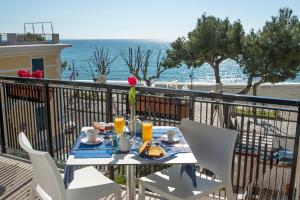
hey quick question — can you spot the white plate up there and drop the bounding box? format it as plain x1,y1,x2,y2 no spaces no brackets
81,136,103,145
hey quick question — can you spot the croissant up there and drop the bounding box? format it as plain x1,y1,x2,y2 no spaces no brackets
139,141,151,154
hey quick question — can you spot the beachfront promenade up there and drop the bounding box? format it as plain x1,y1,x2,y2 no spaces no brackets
87,80,300,100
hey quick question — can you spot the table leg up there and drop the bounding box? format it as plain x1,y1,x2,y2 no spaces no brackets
126,165,136,200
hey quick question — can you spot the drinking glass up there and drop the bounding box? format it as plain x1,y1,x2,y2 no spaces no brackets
114,116,125,135
142,121,153,143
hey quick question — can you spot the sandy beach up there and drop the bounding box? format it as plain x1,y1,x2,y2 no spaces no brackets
106,80,300,100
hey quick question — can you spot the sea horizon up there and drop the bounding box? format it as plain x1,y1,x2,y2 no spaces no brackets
61,38,170,41
60,39,300,84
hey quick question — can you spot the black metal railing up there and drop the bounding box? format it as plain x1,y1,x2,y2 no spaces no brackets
0,76,299,200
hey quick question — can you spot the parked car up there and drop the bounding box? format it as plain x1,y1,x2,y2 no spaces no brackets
271,149,293,167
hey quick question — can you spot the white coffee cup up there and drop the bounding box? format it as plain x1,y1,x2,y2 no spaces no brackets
86,129,98,142
119,134,131,152
166,129,176,141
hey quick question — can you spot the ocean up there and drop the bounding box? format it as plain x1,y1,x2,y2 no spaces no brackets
60,39,300,84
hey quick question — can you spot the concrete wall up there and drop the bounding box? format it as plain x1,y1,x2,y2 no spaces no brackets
44,53,60,79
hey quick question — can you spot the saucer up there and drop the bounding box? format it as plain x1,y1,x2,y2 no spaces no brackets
161,134,180,144
81,136,103,145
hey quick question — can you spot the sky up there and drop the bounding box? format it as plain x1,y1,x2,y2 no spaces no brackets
0,0,299,41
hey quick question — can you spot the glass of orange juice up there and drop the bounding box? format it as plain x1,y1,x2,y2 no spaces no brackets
114,116,125,135
142,121,153,143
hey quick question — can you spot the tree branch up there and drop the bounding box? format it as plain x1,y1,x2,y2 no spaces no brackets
121,47,166,86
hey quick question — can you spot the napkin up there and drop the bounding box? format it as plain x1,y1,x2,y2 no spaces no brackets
180,164,197,188
74,150,112,158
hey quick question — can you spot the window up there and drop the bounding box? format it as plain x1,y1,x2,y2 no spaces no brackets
32,58,44,77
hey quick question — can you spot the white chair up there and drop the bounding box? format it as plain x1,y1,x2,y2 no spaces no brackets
138,119,238,200
18,132,121,200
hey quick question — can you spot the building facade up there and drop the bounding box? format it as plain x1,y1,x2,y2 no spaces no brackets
0,32,71,145
0,33,70,79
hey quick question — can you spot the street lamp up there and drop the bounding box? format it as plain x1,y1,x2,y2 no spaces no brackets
68,60,79,80
189,68,194,90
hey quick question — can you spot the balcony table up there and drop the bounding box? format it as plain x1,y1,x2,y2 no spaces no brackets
66,126,197,200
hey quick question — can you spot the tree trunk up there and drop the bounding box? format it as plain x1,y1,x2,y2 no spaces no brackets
238,76,253,95
223,104,235,129
211,64,235,129
213,66,221,84
252,80,264,124
252,84,258,123
252,78,265,96
252,84,258,96
211,64,235,128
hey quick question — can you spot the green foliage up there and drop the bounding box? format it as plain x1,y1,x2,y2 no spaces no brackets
239,8,300,85
235,108,278,119
114,175,126,184
61,60,68,72
129,87,136,105
24,32,45,41
9,149,29,160
163,37,193,67
164,8,300,94
163,14,245,83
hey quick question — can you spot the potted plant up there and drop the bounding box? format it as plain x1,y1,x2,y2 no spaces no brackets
6,69,52,102
88,47,117,83
133,94,189,120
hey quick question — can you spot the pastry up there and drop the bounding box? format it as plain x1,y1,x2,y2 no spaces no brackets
147,146,167,158
93,122,106,129
139,141,151,154
92,122,107,133
105,123,114,131
93,122,101,129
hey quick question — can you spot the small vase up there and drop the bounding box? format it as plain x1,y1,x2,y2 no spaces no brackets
129,104,136,137
129,104,138,149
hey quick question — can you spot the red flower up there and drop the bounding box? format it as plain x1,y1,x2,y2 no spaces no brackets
128,76,137,105
36,70,43,78
128,76,137,86
31,70,43,79
18,69,30,77
31,71,37,78
17,69,24,77
25,71,31,77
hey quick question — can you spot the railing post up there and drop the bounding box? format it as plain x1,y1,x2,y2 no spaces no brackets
289,106,300,200
0,84,6,154
106,86,114,179
106,87,113,122
189,95,194,120
44,83,54,157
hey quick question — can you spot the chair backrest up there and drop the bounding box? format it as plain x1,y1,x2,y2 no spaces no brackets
19,132,66,200
18,131,33,151
179,119,237,184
